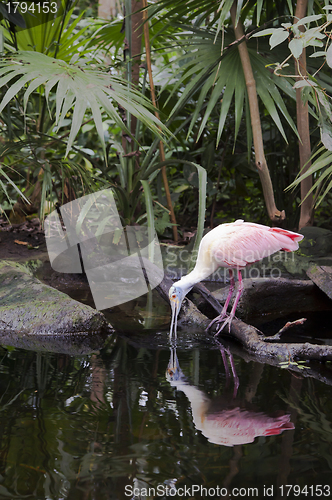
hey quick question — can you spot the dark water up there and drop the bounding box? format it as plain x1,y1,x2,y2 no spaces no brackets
0,328,332,500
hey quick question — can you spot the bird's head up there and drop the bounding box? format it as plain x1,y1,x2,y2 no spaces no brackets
166,347,182,383
168,285,186,339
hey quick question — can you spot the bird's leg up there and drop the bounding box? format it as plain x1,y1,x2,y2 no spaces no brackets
227,348,240,398
206,269,235,333
214,269,244,335
219,345,231,382
219,344,239,398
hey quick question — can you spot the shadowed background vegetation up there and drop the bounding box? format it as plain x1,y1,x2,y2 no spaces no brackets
1,0,332,243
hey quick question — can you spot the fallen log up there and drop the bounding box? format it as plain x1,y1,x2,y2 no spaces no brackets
153,266,332,363
172,292,332,363
226,317,332,363
306,264,332,300
217,337,332,387
169,279,332,363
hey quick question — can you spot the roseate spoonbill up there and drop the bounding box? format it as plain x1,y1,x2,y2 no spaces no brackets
169,219,303,338
166,348,294,446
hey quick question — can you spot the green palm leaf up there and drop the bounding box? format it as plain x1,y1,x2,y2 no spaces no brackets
160,25,298,146
2,2,83,58
287,146,332,206
0,51,170,157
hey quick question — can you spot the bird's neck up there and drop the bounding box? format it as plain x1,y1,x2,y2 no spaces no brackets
175,261,215,293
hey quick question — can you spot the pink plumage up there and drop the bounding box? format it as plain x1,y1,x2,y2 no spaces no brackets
204,408,294,445
269,226,303,247
204,220,303,270
169,219,304,338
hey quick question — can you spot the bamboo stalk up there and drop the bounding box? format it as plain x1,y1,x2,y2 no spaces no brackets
142,0,178,242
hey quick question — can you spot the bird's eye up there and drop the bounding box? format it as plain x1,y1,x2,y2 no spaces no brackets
172,294,176,299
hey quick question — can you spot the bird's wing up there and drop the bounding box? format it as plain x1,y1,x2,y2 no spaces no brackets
269,227,303,249
210,225,299,268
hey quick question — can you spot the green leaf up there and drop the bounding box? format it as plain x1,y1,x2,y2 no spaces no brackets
0,3,26,28
286,0,293,16
269,28,289,49
251,51,298,139
39,163,53,223
309,51,326,58
0,51,170,158
289,38,304,58
86,93,106,157
296,14,323,26
144,159,206,264
321,129,332,151
140,180,156,262
215,0,235,38
326,44,332,68
256,82,287,142
0,71,41,114
288,150,332,189
193,72,225,138
293,80,317,88
256,0,263,26
0,165,29,204
217,80,235,145
234,80,244,144
252,28,278,38
159,22,299,153
24,76,47,113
190,162,206,269
65,97,87,158
303,27,325,41
187,72,216,138
55,76,70,124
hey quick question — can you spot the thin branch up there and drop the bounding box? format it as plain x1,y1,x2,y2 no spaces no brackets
142,0,178,242
230,1,285,221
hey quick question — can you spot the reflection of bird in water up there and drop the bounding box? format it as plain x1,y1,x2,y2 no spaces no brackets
166,348,294,447
169,220,303,338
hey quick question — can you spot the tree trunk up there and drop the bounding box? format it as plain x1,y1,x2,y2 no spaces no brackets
130,0,143,137
294,0,314,229
142,0,178,242
230,3,285,222
98,0,117,19
121,0,143,152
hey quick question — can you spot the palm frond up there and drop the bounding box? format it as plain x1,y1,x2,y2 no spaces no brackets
286,146,332,207
85,18,125,60
160,25,298,146
0,51,170,157
147,0,223,25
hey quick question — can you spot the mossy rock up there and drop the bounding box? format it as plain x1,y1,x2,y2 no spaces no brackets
0,260,108,336
298,227,332,257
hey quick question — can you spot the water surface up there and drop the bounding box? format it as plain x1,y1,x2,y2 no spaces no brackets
0,331,331,500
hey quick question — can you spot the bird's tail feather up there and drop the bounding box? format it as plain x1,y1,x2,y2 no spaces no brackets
269,227,304,251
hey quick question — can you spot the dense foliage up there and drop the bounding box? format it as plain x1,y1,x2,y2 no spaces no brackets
0,0,332,237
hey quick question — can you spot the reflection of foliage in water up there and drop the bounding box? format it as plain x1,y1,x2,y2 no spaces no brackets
0,341,331,498
280,377,332,472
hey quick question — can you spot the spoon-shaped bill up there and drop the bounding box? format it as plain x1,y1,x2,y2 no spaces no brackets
169,299,180,339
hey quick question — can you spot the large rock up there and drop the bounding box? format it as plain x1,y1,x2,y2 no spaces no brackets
0,260,108,335
299,227,332,257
